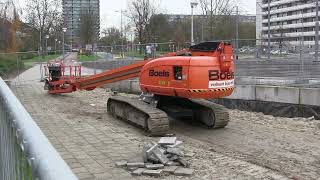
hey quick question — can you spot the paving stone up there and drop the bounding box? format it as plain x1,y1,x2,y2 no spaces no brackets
165,161,181,166
165,141,183,148
142,169,163,177
115,160,127,167
148,154,160,163
146,144,158,156
145,164,164,170
127,167,139,171
158,137,177,145
152,148,169,164
163,166,178,174
132,168,146,176
126,162,145,168
166,147,184,156
177,158,189,167
174,168,194,176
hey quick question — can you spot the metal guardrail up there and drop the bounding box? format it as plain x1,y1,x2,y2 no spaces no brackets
0,78,78,180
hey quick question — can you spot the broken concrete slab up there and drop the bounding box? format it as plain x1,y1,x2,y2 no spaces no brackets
177,158,189,167
165,141,183,148
146,144,158,156
127,167,139,171
184,152,195,157
152,148,169,164
166,147,184,156
145,164,164,170
127,162,145,168
132,168,146,176
115,160,127,167
174,168,194,176
169,155,179,161
142,169,163,177
163,166,178,174
158,137,177,145
148,154,160,163
165,161,181,166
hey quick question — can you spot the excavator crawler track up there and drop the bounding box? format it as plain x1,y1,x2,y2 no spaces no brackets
189,99,230,128
107,95,169,136
157,96,229,128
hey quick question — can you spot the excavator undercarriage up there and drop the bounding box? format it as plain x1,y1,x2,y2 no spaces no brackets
107,93,229,136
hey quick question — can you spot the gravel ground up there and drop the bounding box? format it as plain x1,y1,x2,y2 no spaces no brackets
10,54,320,180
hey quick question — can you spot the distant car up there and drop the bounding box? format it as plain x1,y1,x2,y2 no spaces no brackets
72,49,79,52
270,50,279,55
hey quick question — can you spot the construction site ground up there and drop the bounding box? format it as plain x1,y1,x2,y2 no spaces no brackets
10,61,320,179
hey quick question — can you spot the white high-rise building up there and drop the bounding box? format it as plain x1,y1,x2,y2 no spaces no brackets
256,0,319,50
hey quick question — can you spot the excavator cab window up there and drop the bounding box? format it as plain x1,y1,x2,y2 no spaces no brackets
174,66,183,80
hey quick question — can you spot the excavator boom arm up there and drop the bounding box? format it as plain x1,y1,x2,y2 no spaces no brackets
75,60,150,90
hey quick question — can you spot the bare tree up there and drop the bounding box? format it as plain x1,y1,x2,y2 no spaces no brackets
127,0,155,48
199,0,235,40
25,0,61,50
99,27,124,46
80,7,96,46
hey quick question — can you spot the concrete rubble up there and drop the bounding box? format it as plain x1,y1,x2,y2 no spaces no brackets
115,136,194,177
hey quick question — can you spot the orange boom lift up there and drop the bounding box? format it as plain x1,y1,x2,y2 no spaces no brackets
44,42,235,135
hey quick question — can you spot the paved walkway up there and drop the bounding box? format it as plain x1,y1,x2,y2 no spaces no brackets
12,66,139,179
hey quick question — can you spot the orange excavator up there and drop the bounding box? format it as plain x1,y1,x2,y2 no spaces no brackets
44,41,235,135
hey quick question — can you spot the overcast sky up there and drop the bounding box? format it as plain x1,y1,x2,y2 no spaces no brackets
18,0,256,30
100,0,256,29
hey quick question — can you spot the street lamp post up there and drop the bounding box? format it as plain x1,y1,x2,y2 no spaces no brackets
55,39,58,55
115,10,127,58
190,0,198,46
62,27,67,59
45,35,49,56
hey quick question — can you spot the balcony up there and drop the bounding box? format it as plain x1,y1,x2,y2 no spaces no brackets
262,11,318,23
261,0,302,8
262,31,316,38
262,2,315,15
262,21,316,30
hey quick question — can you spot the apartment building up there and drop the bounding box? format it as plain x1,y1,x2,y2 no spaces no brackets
256,0,319,50
62,0,100,48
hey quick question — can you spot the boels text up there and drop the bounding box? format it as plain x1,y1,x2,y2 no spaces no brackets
209,70,234,80
149,70,170,77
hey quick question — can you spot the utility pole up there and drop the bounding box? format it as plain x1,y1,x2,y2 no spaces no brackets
236,6,239,60
268,0,271,60
315,0,319,61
